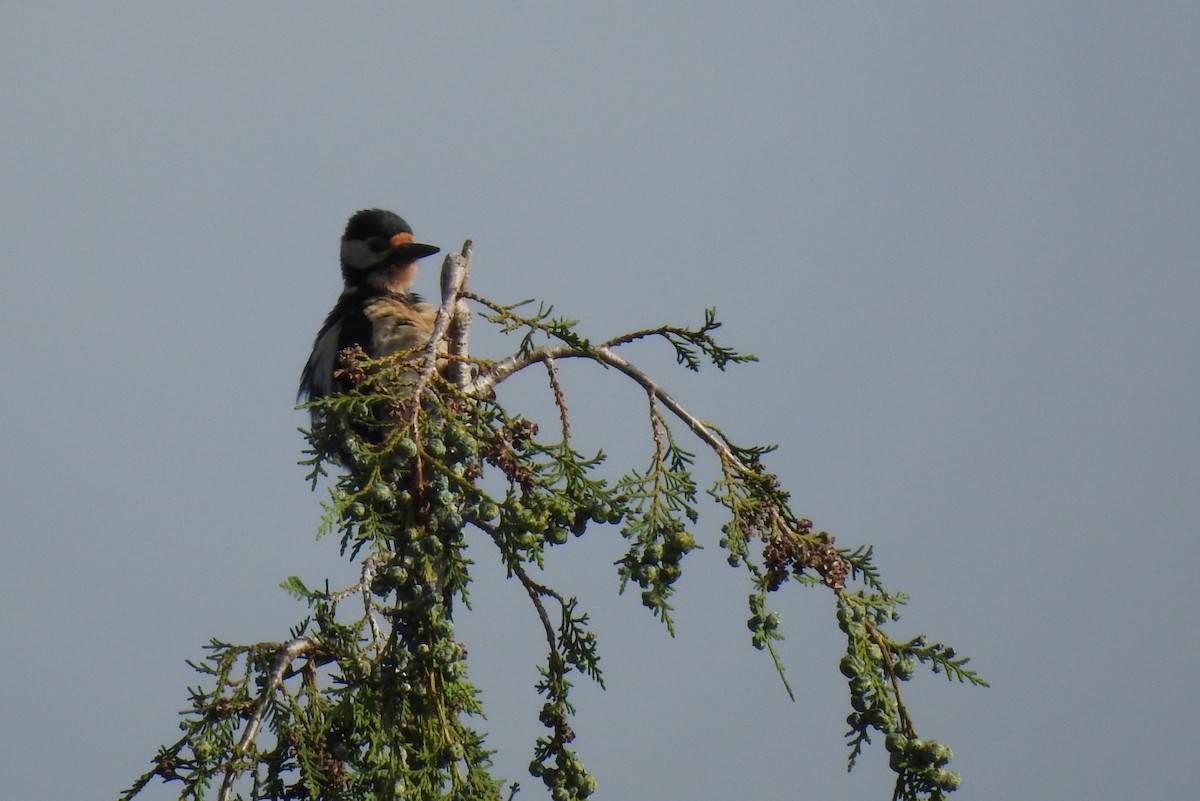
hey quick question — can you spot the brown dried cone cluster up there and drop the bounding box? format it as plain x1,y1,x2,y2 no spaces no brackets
763,517,850,591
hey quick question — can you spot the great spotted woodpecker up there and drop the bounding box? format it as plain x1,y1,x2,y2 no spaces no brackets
299,209,442,420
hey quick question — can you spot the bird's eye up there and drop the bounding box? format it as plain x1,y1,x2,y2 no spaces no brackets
365,236,388,253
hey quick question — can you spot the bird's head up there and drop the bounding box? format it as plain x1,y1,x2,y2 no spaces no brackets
340,208,441,292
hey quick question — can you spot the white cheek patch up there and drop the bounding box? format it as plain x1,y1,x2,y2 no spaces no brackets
341,239,377,271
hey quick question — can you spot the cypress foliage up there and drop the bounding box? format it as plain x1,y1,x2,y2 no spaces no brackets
121,290,984,801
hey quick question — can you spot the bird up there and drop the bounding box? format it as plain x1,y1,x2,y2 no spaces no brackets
299,209,443,420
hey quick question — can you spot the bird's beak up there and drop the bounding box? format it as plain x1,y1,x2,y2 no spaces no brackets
376,233,419,267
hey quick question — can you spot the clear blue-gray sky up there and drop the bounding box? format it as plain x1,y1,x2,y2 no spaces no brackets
2,4,1197,799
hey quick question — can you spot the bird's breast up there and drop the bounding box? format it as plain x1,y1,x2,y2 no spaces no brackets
363,297,439,358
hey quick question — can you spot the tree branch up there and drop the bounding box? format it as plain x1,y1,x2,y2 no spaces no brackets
218,636,318,801
466,342,740,469
443,240,474,389
411,240,473,405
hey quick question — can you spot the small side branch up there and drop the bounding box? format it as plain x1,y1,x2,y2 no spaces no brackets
474,520,562,666
218,636,318,801
544,356,570,443
467,343,738,469
359,553,387,651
